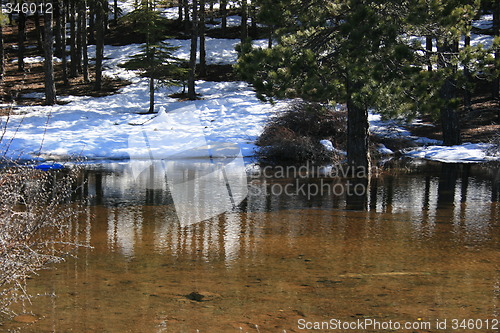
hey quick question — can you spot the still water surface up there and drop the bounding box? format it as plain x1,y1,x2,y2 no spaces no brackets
4,161,500,332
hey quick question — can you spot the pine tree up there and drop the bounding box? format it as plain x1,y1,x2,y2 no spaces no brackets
121,0,186,113
237,0,418,169
122,43,185,113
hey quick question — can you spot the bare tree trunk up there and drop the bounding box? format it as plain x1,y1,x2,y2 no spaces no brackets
77,1,83,73
463,34,472,111
114,0,118,24
178,0,183,21
94,0,105,90
187,0,198,100
199,0,206,77
220,0,227,31
493,0,499,100
240,0,248,43
34,11,44,53
81,0,89,82
183,0,190,32
44,7,57,105
54,0,63,57
0,23,4,79
61,0,69,86
88,0,96,44
17,12,26,72
149,78,155,113
69,0,79,77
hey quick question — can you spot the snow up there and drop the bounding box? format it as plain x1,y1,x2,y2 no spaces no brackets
368,112,442,145
320,139,334,152
404,143,498,163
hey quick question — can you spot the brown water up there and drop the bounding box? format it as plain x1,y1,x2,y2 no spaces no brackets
2,162,500,332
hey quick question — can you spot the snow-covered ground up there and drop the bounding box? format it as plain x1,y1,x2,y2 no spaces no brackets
1,8,498,164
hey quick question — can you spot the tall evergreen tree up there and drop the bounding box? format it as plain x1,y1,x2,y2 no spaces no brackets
237,0,419,169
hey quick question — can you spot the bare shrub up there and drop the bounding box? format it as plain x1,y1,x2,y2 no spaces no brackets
256,101,347,163
0,161,81,315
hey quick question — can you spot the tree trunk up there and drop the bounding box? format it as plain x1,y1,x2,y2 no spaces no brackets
34,11,45,53
69,0,79,77
54,0,63,57
61,0,69,85
0,22,4,79
17,12,26,72
114,0,118,24
178,0,183,21
44,7,57,105
426,36,432,72
199,0,206,77
77,1,83,73
220,0,227,31
440,77,461,146
463,34,471,110
268,25,273,48
149,77,155,113
187,0,198,100
250,3,257,33
438,41,461,146
183,0,190,32
94,0,105,90
346,80,370,171
81,0,90,82
240,0,248,43
493,0,499,100
88,0,96,44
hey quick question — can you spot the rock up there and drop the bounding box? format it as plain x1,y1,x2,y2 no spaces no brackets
184,291,221,302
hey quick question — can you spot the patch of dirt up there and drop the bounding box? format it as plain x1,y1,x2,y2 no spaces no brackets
1,17,131,106
403,94,500,144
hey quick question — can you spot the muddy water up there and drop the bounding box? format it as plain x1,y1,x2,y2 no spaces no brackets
3,162,500,332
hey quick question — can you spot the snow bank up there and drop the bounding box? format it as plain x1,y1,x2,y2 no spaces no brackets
404,143,499,163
